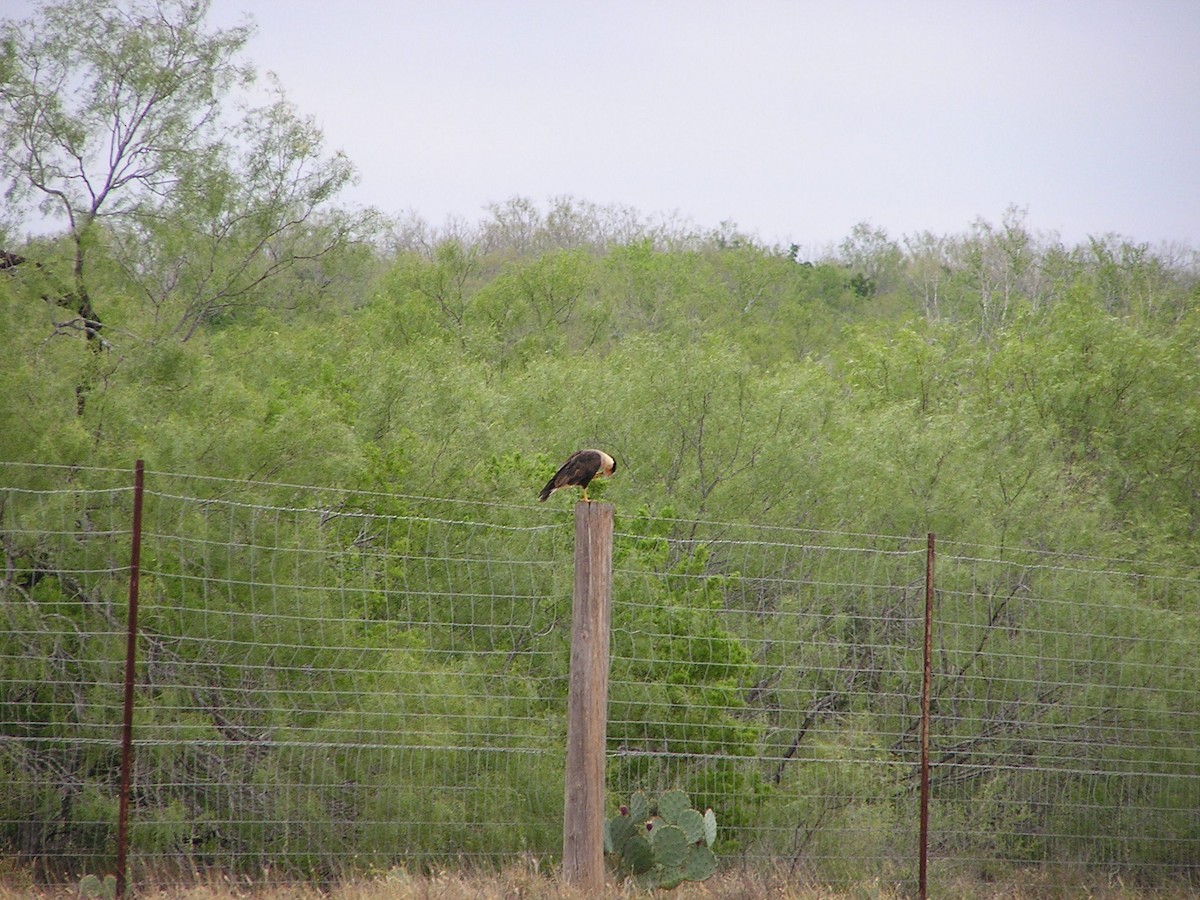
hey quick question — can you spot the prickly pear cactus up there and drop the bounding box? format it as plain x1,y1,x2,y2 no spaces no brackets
78,874,117,899
604,790,718,890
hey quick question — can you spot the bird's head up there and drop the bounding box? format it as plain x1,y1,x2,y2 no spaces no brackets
599,451,616,477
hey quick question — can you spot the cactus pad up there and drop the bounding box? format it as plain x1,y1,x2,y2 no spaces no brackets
675,808,705,844
658,866,686,890
606,811,636,854
684,845,718,881
622,833,655,874
658,789,691,824
650,824,690,869
628,790,650,822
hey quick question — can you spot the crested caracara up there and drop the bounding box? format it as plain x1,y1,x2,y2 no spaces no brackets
538,449,617,503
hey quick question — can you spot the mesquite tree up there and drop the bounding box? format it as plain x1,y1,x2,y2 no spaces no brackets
0,0,361,408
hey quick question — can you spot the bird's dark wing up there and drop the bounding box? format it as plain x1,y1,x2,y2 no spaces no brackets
538,450,601,501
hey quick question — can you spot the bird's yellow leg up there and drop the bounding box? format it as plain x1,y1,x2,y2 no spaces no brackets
581,487,591,502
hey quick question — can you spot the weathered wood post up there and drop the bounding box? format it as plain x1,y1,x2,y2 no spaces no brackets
562,500,614,893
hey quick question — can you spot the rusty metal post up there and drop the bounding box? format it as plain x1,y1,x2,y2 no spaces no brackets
919,532,935,900
117,460,145,898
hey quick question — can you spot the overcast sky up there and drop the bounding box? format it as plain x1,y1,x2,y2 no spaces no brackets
13,1,1200,251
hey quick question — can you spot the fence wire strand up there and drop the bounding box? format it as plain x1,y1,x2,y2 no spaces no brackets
1,462,1197,891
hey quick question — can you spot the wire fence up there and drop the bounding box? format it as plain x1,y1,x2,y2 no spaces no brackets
1,462,1197,892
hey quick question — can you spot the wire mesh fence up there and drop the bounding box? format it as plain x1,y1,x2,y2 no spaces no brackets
1,462,1197,892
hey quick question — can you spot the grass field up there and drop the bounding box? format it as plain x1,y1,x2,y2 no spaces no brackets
2,860,1196,900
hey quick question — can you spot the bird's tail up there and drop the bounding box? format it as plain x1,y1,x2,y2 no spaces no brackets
537,480,555,502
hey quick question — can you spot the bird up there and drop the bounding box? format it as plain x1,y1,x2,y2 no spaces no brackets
538,449,617,503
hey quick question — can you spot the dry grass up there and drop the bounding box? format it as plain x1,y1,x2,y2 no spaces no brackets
0,859,1194,900
0,869,883,900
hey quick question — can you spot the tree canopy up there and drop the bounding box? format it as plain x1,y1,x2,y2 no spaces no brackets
1,0,367,418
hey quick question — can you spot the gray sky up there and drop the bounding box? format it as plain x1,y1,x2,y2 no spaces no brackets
15,0,1200,250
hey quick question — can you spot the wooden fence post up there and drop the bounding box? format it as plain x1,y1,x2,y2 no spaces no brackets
562,501,614,893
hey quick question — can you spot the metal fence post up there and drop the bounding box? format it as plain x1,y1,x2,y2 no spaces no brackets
919,532,935,900
117,460,145,898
